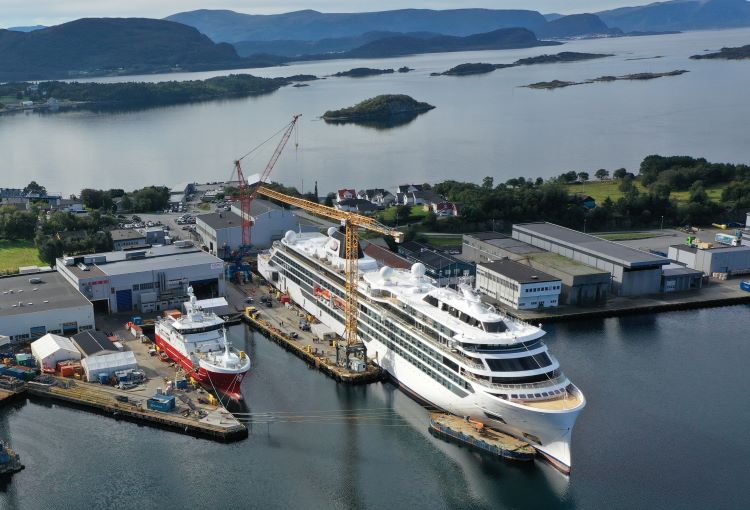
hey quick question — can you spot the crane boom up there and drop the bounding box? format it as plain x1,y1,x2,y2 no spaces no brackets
256,186,403,357
256,186,404,241
234,114,301,247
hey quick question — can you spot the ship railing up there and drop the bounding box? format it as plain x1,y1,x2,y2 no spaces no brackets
462,371,569,392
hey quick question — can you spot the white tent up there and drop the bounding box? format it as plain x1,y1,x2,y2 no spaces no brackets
31,333,81,370
81,351,138,382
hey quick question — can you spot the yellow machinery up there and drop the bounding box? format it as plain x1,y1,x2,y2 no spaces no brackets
256,186,403,366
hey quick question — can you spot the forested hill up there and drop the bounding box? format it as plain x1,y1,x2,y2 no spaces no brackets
166,8,548,43
0,18,276,81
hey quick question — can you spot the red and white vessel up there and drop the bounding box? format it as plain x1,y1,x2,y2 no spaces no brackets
154,288,251,400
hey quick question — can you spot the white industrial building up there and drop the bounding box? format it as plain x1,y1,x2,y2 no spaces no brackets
196,199,317,256
82,350,138,382
513,222,670,296
668,244,750,275
31,333,82,370
476,259,562,310
56,244,225,314
0,271,94,343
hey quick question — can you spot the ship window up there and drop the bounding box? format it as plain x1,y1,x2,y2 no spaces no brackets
423,295,439,307
482,321,507,333
485,353,553,372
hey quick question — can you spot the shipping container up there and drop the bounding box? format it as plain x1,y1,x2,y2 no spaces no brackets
98,373,110,385
147,395,176,412
175,379,188,389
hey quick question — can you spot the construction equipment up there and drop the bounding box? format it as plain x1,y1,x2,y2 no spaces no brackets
256,186,403,368
232,114,301,247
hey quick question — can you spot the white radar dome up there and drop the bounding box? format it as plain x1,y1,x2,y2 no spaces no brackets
411,263,427,277
284,230,297,243
379,266,394,279
327,227,338,237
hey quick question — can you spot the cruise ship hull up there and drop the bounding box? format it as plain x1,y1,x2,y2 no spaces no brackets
154,332,248,401
259,257,582,472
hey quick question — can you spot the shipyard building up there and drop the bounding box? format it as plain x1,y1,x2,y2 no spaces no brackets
398,241,475,287
0,271,94,342
463,232,610,305
668,244,750,276
56,243,225,314
196,200,317,257
513,223,670,296
476,259,562,310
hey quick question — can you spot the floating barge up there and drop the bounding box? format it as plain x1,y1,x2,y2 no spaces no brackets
26,378,247,442
0,440,24,475
429,413,535,462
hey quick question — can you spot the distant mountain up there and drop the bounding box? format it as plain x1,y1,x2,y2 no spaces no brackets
0,18,276,81
538,14,622,38
166,8,549,43
300,28,558,60
543,13,565,21
7,25,47,32
597,0,750,32
234,30,439,58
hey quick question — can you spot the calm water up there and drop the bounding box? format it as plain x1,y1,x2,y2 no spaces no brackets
1,305,749,509
2,29,750,196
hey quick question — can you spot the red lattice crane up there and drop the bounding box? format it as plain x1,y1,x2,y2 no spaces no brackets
233,114,301,246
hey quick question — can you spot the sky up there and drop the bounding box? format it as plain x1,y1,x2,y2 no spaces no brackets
2,1,648,28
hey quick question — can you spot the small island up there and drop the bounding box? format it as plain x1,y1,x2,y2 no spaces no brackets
322,94,435,125
398,66,413,73
332,67,395,78
525,70,689,90
435,52,612,76
690,45,750,60
513,52,613,66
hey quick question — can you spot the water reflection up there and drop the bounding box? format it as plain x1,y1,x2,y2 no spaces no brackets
323,111,424,130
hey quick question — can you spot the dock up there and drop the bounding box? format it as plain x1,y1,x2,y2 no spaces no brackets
0,383,27,407
26,377,247,442
508,278,750,324
429,413,535,462
235,283,383,385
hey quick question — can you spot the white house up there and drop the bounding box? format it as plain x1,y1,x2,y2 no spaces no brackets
81,350,138,382
336,189,357,203
31,333,82,371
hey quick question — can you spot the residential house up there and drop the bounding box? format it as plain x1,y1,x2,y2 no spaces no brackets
358,188,396,208
334,198,379,214
397,184,423,194
402,189,443,206
336,189,357,203
432,201,459,217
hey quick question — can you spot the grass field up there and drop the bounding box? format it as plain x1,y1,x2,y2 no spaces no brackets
377,205,428,222
0,240,43,273
597,232,662,241
419,234,462,248
565,180,723,204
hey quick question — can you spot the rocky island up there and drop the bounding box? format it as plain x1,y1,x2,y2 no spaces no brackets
323,94,435,127
526,69,689,89
690,45,750,60
332,67,395,78
434,52,612,76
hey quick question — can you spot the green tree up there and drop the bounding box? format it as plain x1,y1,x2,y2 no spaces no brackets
613,168,628,179
577,172,589,182
688,181,709,204
595,168,609,180
482,176,494,190
324,193,335,208
0,206,37,240
23,180,47,197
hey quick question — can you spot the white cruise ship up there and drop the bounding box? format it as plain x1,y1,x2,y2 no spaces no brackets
258,229,585,473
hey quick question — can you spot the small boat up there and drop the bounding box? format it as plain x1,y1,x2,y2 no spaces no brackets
740,280,750,292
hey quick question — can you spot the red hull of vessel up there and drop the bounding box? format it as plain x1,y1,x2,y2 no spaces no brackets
154,334,247,401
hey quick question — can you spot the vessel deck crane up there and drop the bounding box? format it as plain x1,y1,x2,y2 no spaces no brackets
256,186,404,367
233,114,301,247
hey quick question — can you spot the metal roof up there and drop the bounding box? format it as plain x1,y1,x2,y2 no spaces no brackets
466,232,507,242
0,271,92,317
111,229,146,241
71,330,118,356
479,259,560,284
197,211,242,231
514,222,669,268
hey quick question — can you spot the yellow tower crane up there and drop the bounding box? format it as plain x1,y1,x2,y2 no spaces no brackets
256,186,404,367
